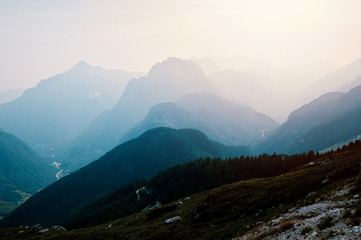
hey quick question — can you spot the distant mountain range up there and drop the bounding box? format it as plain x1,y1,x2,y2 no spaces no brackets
60,58,215,171
0,89,24,104
256,84,361,154
0,129,56,218
121,92,278,146
1,56,361,237
193,57,336,122
0,62,141,159
299,58,361,108
1,127,250,226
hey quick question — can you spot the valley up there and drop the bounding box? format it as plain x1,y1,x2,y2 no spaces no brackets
1,140,360,239
1,55,361,239
1,2,361,239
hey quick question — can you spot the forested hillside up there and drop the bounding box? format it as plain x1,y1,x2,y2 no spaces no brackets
66,147,314,228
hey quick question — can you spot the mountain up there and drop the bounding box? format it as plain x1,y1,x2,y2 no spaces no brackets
0,62,141,159
2,140,360,239
207,69,278,116
65,145,310,229
193,57,335,122
0,130,56,218
60,57,214,172
1,127,250,226
121,92,278,146
0,89,24,104
339,75,361,92
256,84,361,154
299,58,361,107
190,56,272,75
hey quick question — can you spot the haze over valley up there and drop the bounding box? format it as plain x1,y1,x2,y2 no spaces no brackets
1,1,361,239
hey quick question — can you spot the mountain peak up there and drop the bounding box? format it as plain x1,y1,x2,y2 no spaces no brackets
148,57,205,77
70,61,93,72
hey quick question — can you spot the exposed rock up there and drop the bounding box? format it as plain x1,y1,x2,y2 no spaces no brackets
50,226,67,231
39,228,49,233
164,216,181,224
30,224,44,233
321,159,332,165
322,178,329,184
235,185,361,239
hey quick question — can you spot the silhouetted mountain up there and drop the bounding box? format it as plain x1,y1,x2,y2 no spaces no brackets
193,57,335,122
0,130,56,218
61,58,214,171
256,84,361,154
121,92,278,146
0,62,140,159
1,127,249,226
299,58,361,107
190,56,273,75
0,89,24,104
208,69,276,113
339,75,361,92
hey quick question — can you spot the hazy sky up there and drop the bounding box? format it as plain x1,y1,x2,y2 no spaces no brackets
1,0,361,90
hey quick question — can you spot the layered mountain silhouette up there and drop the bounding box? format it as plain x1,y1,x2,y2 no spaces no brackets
121,92,278,146
256,84,361,154
1,127,251,227
0,130,56,217
194,57,335,122
299,58,361,107
0,62,140,158
208,69,277,117
61,58,214,171
0,89,24,104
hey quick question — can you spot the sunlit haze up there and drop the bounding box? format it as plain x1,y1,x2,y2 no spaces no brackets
1,0,361,90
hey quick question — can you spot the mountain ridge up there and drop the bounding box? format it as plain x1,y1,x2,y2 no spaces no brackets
256,84,361,154
0,129,56,218
60,58,215,172
1,127,251,227
120,92,278,146
0,62,141,159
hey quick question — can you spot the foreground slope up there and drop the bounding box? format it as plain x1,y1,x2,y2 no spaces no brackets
256,84,361,154
2,141,360,239
0,130,56,218
121,92,278,146
1,127,250,226
0,62,140,159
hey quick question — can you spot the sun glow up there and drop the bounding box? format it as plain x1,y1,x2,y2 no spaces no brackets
1,0,361,90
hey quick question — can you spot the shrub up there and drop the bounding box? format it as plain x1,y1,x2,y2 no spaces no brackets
318,216,333,230
301,226,313,235
278,220,294,232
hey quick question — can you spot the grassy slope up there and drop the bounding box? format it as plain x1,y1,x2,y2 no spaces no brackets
1,143,361,239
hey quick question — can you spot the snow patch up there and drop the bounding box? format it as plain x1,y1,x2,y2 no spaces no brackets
89,91,101,98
